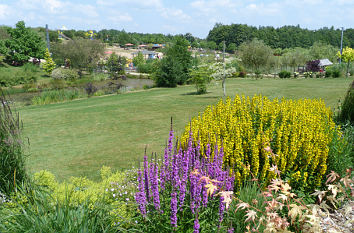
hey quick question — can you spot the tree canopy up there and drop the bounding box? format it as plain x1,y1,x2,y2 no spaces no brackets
4,21,46,65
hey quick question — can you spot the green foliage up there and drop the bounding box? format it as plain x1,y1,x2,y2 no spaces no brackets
225,182,266,232
239,39,273,71
4,21,46,65
107,52,126,77
0,185,116,233
137,59,156,74
0,93,27,194
31,89,83,105
51,68,79,81
337,81,354,124
42,48,56,75
309,41,338,62
132,52,144,67
154,56,180,87
281,47,310,71
51,39,104,72
337,47,354,77
155,37,192,87
188,65,212,94
0,65,38,87
207,23,353,49
278,70,291,78
327,124,354,178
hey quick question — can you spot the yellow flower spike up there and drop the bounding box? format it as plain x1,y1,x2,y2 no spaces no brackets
180,95,343,191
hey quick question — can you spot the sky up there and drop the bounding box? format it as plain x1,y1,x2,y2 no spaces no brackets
0,0,353,38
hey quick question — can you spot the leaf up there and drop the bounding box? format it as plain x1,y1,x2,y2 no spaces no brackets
245,210,257,223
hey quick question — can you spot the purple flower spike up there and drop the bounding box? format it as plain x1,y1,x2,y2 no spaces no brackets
135,170,147,216
171,192,178,228
151,163,161,211
143,154,150,202
193,215,200,233
219,195,225,223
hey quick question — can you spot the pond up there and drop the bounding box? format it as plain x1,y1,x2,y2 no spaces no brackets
118,78,154,90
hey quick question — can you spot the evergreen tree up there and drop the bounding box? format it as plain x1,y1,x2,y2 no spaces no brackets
42,48,56,75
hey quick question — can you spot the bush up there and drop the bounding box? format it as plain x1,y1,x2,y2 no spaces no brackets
0,67,37,87
337,81,354,124
325,70,332,77
180,95,344,192
0,183,117,233
0,93,27,194
137,60,156,74
238,71,247,78
278,70,291,78
306,60,320,72
51,68,79,81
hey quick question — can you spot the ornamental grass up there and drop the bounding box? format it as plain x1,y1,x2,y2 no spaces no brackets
180,95,344,191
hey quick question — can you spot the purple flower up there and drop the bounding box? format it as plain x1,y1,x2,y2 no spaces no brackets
171,192,178,228
228,228,234,233
143,155,150,202
150,163,160,211
135,170,146,216
193,215,200,233
219,195,225,223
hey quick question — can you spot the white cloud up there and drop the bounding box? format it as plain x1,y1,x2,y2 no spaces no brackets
0,4,10,19
108,13,133,23
45,0,65,13
160,8,191,22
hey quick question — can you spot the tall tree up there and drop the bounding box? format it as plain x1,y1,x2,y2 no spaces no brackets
238,39,273,71
4,21,46,65
155,37,192,87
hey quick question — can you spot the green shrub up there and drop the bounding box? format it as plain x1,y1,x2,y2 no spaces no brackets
325,70,332,77
181,95,345,192
278,70,291,78
0,93,27,194
0,185,116,233
337,81,354,124
51,68,79,80
0,67,37,87
31,167,137,228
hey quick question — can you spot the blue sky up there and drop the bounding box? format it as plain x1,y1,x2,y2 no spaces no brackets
0,0,353,38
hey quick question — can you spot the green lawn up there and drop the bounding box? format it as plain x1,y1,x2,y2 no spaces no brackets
19,77,353,180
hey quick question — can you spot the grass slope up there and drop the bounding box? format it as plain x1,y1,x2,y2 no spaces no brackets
19,77,354,180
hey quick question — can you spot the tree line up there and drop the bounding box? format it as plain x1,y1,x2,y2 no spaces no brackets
207,23,354,51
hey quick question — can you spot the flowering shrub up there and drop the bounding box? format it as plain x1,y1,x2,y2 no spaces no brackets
133,129,235,232
181,95,344,191
32,167,137,226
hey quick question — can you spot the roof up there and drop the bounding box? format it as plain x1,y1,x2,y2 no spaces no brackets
319,59,333,66
125,43,134,46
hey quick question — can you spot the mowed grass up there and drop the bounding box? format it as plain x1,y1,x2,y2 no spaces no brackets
19,77,353,180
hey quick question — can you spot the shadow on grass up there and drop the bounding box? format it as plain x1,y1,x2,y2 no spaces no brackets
181,91,209,96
